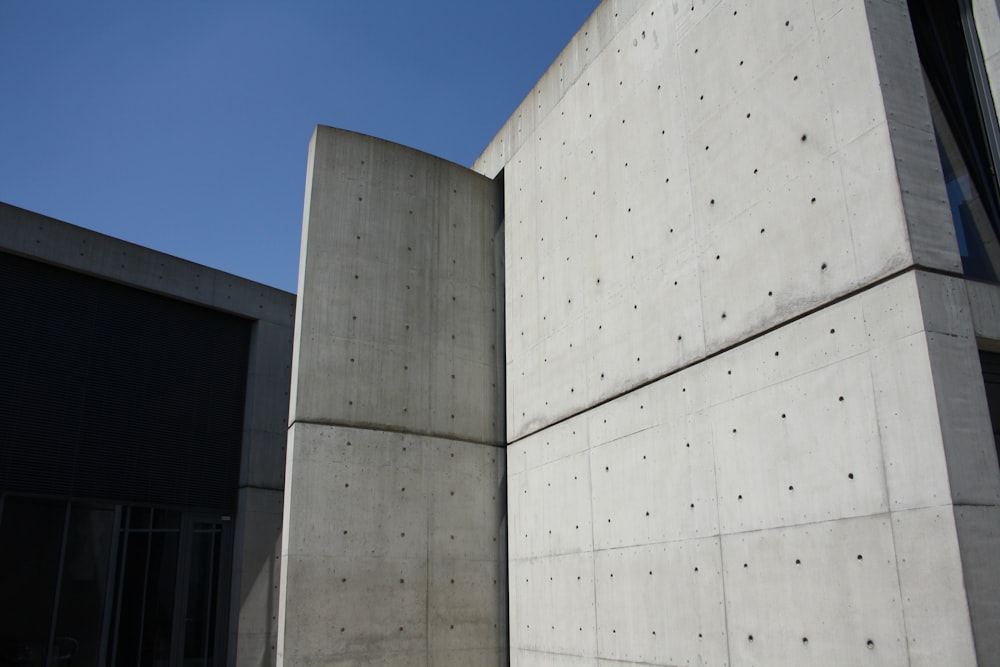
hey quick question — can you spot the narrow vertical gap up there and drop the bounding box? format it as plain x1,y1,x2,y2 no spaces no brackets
136,512,153,667
110,506,131,667
98,505,123,667
45,501,72,667
978,349,1000,465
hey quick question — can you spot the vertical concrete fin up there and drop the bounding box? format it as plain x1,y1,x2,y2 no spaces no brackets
865,0,962,273
278,126,505,665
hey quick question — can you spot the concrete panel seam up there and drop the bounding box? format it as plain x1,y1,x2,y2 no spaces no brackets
869,325,916,666
710,404,735,667
508,264,957,445
507,505,957,561
288,417,504,448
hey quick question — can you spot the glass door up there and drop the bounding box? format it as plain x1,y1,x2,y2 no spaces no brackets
171,516,230,667
108,509,231,667
0,497,232,667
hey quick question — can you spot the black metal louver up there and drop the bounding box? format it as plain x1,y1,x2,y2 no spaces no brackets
0,251,251,511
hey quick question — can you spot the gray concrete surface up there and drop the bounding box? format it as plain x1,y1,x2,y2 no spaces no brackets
277,127,505,665
477,0,956,443
505,273,983,666
470,0,1000,665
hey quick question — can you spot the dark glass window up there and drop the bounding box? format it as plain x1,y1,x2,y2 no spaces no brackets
910,0,1000,282
0,498,230,667
980,351,1000,465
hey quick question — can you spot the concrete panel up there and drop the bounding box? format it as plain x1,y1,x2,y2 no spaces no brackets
291,126,501,444
277,423,503,665
722,515,907,666
839,124,914,284
816,0,883,146
502,267,992,665
279,552,429,664
926,331,1000,505
511,450,594,559
590,419,718,549
427,558,503,655
892,507,978,666
593,538,726,665
954,505,1000,666
497,0,932,441
868,332,953,510
712,354,887,534
966,279,1000,342
510,552,597,658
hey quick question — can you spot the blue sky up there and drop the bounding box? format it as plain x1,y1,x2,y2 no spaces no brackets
0,1,599,293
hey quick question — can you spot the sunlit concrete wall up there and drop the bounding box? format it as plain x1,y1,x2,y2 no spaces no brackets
473,0,1000,665
277,127,506,666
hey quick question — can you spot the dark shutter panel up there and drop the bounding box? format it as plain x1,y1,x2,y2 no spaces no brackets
0,252,250,511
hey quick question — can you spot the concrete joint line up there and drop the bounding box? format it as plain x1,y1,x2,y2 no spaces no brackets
288,417,503,447
508,263,965,446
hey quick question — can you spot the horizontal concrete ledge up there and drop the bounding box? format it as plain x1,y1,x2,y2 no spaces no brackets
508,264,966,445
0,201,296,325
289,418,505,448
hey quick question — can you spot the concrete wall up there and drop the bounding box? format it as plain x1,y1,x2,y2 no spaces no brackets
471,0,1000,664
0,202,296,667
277,126,505,665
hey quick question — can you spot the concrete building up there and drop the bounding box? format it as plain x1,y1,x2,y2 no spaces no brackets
0,203,294,666
278,0,1000,666
5,0,1000,665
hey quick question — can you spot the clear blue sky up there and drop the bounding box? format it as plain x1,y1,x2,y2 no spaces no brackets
0,1,599,293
